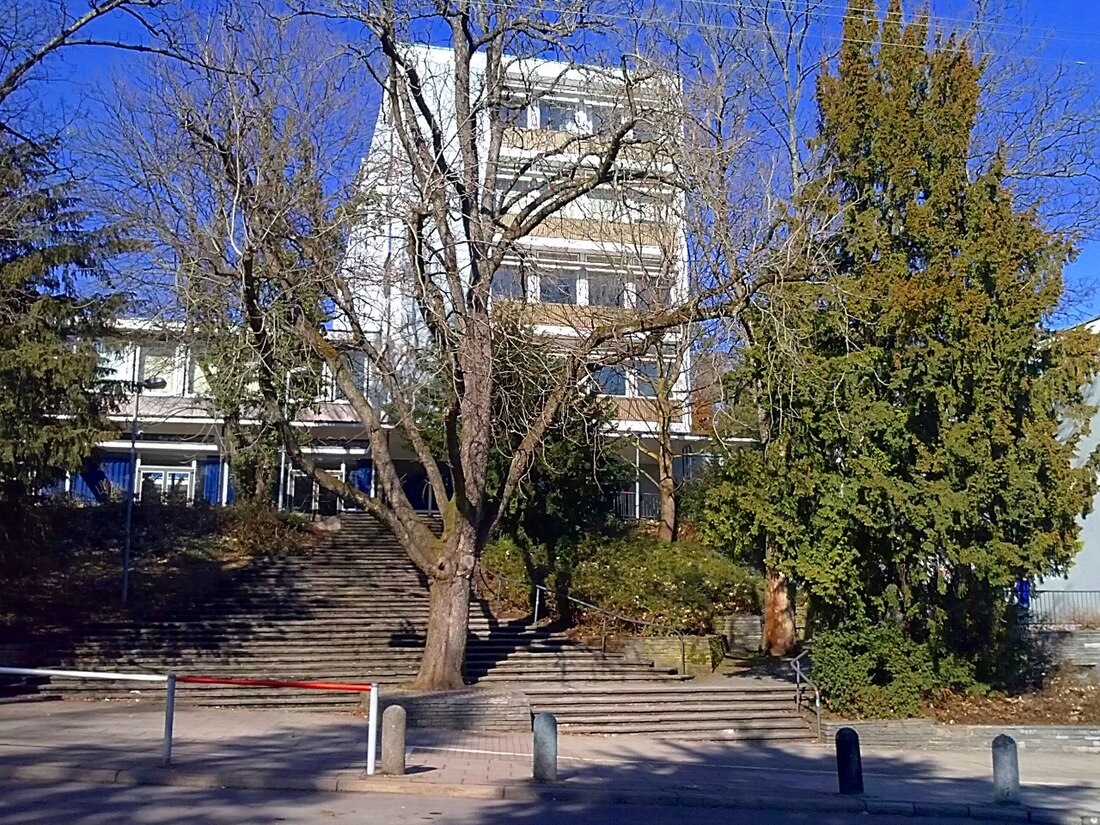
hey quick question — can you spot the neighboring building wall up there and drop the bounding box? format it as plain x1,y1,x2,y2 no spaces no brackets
1047,369,1100,591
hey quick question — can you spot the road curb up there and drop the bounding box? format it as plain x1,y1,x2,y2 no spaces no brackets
0,761,1097,822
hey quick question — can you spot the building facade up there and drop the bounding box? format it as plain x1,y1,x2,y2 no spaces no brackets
61,47,707,518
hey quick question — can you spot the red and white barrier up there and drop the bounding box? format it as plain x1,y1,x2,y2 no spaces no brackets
0,666,380,774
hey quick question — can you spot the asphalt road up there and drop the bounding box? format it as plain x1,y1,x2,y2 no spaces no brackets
0,780,959,824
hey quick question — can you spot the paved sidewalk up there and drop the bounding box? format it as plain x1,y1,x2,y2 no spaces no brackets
2,699,1100,822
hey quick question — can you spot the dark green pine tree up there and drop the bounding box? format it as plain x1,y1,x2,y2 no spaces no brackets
707,0,1100,709
0,141,127,558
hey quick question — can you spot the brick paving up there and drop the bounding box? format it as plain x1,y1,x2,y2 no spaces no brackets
2,700,1100,817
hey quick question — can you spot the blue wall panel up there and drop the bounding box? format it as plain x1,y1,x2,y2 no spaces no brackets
74,454,132,503
201,461,222,504
351,461,373,495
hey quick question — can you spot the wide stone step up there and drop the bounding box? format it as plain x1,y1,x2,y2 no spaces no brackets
519,682,796,698
560,722,812,740
475,671,687,683
532,706,805,724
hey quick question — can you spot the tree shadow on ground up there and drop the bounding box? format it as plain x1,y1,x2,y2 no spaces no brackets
1,702,1099,824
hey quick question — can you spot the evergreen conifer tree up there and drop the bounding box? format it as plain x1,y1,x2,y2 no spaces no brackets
705,0,1100,706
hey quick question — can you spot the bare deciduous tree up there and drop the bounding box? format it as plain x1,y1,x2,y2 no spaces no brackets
92,0,828,688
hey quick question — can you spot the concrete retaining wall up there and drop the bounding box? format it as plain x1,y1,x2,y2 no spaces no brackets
823,719,1100,752
1035,629,1100,673
610,635,723,676
369,687,531,732
714,615,763,653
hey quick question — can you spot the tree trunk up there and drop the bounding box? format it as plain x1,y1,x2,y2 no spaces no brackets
657,470,677,542
413,528,475,690
763,563,796,657
655,415,677,543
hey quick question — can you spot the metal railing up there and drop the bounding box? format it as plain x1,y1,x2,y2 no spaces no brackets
790,649,822,740
0,666,380,774
478,568,688,675
613,491,662,521
1027,590,1100,628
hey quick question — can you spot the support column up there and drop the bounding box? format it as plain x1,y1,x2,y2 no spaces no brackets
634,444,641,519
219,457,229,506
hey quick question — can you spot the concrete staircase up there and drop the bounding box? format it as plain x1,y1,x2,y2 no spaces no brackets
521,680,813,742
7,513,815,742
7,514,678,708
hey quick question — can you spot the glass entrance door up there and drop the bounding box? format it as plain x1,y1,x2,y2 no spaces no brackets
139,469,192,504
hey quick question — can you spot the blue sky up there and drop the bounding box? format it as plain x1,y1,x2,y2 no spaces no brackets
32,0,1100,326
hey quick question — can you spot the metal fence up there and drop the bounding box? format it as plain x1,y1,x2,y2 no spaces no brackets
614,491,662,520
1027,590,1100,628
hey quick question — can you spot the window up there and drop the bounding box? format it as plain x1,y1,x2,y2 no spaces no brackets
139,345,177,394
539,101,578,132
635,274,671,309
594,365,626,396
496,98,527,128
540,270,576,304
139,468,192,504
495,172,541,211
186,352,211,397
584,187,622,221
635,362,660,398
587,273,626,307
94,342,129,382
493,266,526,301
631,118,655,142
587,103,617,134
331,353,368,402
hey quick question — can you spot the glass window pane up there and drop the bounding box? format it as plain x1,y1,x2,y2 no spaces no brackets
595,365,626,396
635,275,670,309
187,355,211,396
497,99,526,127
493,267,526,301
588,104,616,133
95,342,129,381
588,274,625,307
635,362,659,398
140,345,176,394
540,271,576,304
539,101,577,131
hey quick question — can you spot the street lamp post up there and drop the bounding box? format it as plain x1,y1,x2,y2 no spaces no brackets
121,365,167,606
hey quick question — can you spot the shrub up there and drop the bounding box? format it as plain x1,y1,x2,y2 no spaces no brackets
480,535,535,613
812,623,980,719
571,532,762,634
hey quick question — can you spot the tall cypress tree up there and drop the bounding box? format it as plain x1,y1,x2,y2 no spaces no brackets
707,0,1100,706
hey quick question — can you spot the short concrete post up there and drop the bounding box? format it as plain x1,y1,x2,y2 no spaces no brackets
381,705,407,776
992,734,1021,804
835,727,864,795
532,712,558,782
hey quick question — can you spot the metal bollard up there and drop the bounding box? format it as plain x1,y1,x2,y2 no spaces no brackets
835,727,864,795
992,734,1021,804
532,712,558,782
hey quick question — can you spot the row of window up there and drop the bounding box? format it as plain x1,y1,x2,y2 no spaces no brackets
97,343,369,404
493,268,670,308
499,95,654,140
100,343,665,402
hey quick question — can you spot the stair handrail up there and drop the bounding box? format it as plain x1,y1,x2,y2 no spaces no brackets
790,648,822,740
477,566,688,676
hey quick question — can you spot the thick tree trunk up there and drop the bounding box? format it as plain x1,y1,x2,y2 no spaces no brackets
763,565,796,657
655,412,677,543
657,471,677,542
414,571,471,689
413,526,475,690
